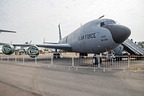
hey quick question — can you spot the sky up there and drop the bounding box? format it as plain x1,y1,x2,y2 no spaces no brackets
0,0,144,44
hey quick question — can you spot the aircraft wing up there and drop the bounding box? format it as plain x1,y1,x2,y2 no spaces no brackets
35,44,72,51
0,43,72,51
0,29,16,33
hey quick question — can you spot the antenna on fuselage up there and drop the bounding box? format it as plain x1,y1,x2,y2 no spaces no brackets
98,15,105,19
58,24,62,41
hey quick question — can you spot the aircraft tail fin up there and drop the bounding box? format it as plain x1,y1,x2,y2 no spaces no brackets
0,29,16,33
58,24,62,41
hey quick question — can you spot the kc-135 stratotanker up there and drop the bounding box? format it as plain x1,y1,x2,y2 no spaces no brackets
1,18,131,64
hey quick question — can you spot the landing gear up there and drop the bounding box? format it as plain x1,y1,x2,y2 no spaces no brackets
53,53,61,58
53,49,61,58
92,54,102,65
79,53,88,58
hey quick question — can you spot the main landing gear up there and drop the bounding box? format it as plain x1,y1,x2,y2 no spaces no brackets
79,53,102,65
53,49,61,58
79,53,88,58
53,53,61,58
92,54,102,65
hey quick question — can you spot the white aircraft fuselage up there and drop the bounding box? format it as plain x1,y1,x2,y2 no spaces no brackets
59,18,131,54
0,18,131,58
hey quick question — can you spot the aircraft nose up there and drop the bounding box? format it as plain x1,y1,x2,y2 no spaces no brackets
103,24,131,44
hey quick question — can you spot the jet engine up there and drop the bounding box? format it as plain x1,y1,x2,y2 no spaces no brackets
27,45,39,58
2,44,15,55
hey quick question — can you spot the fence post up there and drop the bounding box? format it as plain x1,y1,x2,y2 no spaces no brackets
35,57,37,64
23,55,25,63
15,55,17,62
128,56,130,69
1,54,2,61
98,56,101,69
72,57,74,67
7,55,9,61
0,54,1,61
51,56,53,65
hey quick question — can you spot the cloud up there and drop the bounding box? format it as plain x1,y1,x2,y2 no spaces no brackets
0,0,144,43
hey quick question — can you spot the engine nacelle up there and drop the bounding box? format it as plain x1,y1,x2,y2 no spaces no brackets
2,44,15,55
27,45,39,58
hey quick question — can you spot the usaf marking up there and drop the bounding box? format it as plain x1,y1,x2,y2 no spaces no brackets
78,33,96,40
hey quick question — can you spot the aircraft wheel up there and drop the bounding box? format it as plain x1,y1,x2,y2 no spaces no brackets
53,53,60,58
93,56,98,65
93,56,102,65
53,54,56,58
57,53,60,58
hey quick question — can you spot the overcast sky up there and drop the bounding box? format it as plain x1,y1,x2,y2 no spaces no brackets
0,0,144,44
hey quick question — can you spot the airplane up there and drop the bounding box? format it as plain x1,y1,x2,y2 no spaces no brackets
0,17,131,64
0,29,16,33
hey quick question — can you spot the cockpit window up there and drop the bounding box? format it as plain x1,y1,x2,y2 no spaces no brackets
95,20,116,27
100,22,105,27
104,20,116,25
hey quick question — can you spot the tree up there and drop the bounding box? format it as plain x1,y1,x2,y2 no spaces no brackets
137,41,144,49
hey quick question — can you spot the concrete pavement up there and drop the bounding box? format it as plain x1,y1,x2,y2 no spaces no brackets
0,61,143,96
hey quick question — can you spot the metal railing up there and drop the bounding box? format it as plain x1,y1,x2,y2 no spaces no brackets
0,54,143,71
